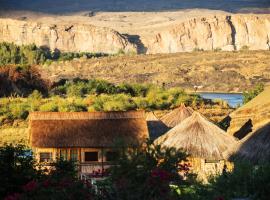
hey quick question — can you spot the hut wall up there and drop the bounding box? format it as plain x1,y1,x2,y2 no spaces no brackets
188,157,233,182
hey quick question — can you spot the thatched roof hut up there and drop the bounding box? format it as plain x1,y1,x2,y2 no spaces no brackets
155,112,237,160
30,111,149,148
160,104,193,128
233,123,270,163
146,112,169,140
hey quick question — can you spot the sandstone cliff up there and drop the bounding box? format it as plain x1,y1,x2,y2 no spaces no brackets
0,15,269,54
0,18,136,54
147,15,270,53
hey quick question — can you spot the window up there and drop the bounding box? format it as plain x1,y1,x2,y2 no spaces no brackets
85,152,98,162
106,151,119,162
70,149,78,162
39,152,52,162
60,149,68,160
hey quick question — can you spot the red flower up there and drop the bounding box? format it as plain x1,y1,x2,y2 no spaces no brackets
22,180,38,192
4,193,21,200
215,196,225,200
151,168,171,181
42,179,51,188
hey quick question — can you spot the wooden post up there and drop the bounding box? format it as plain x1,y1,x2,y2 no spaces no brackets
101,147,104,177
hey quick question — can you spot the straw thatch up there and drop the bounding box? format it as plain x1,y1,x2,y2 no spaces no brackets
30,111,149,148
160,104,193,128
233,123,270,163
146,112,169,140
155,112,237,160
226,86,270,137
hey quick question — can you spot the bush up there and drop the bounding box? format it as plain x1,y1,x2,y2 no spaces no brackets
100,141,189,200
243,83,264,104
0,144,39,198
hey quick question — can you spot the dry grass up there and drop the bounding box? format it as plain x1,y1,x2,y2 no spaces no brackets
42,50,270,92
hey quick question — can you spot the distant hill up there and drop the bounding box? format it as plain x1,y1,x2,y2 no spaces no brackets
1,0,269,13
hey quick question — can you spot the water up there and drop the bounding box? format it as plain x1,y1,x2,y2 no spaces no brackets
199,93,243,108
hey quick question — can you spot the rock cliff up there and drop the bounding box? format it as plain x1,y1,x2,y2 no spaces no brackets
147,15,270,53
0,18,136,54
0,15,269,54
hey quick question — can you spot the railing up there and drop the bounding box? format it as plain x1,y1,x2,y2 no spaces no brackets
78,162,114,179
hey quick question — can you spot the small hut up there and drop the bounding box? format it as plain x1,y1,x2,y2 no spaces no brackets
155,111,237,179
29,111,149,176
146,112,169,140
160,104,193,128
233,123,270,163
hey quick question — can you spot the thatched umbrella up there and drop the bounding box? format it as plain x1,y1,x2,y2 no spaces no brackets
146,112,169,140
160,104,193,128
156,112,237,160
233,123,270,163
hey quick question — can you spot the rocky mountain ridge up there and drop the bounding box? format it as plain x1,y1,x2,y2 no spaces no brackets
0,14,269,54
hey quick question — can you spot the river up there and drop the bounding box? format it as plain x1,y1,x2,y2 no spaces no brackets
199,93,243,108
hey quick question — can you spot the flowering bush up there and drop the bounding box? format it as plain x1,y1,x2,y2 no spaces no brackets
98,141,189,200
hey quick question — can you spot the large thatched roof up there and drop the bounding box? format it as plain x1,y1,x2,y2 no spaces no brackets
146,112,169,140
155,112,237,160
30,111,149,148
226,86,270,139
160,104,193,128
233,123,270,163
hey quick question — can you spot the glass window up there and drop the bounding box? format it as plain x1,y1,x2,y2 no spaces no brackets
85,152,98,162
39,152,52,162
70,149,78,162
60,149,68,160
106,151,119,162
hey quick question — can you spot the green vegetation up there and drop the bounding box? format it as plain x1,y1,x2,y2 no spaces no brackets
0,144,96,199
0,42,107,66
0,81,202,124
1,144,270,200
243,83,264,104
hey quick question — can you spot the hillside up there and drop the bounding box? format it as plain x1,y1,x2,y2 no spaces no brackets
226,86,270,138
40,50,270,92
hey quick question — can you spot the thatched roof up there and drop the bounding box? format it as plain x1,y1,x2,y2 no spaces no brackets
30,111,149,148
160,104,193,128
233,123,270,163
155,112,237,160
146,112,169,140
226,86,270,138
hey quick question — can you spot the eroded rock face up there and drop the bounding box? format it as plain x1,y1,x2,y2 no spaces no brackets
147,15,270,53
0,15,269,54
0,18,136,54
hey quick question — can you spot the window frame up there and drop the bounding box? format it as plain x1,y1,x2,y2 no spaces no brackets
39,152,53,163
84,151,99,162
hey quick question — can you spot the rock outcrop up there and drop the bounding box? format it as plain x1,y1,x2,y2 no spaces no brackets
0,18,136,54
0,15,269,54
147,15,270,53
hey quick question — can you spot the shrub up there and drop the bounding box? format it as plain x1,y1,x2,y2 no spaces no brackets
0,144,39,198
101,142,189,200
243,83,264,104
39,102,58,112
